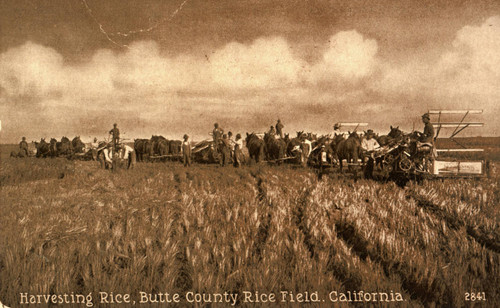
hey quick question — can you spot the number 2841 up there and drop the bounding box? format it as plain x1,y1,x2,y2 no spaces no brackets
465,292,486,301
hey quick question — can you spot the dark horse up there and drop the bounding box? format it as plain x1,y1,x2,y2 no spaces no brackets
169,140,182,156
246,133,266,163
151,135,169,156
264,133,286,162
56,136,73,156
377,126,404,146
336,132,362,173
134,139,152,161
71,136,86,153
35,138,50,158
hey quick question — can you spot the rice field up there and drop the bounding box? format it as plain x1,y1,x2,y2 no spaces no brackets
0,156,499,307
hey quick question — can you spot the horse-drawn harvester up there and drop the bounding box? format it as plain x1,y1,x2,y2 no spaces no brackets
383,110,489,184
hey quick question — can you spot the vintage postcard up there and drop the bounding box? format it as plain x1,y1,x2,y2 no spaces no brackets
1,0,499,307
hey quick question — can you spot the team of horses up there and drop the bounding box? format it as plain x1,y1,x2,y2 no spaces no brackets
31,136,86,158
246,126,407,172
134,136,182,162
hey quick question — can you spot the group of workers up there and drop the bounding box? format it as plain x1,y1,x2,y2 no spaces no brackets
19,113,434,175
211,123,244,167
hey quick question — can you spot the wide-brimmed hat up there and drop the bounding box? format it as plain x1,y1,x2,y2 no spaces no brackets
421,113,430,120
183,134,189,139
366,129,375,136
333,123,341,130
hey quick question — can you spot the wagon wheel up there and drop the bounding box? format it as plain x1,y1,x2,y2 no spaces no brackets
398,157,413,172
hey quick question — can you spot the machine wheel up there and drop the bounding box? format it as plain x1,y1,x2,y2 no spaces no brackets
398,157,413,171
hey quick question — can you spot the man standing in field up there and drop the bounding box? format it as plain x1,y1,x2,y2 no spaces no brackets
91,137,99,161
361,129,380,179
219,134,230,167
275,119,284,138
233,133,243,167
182,134,192,167
19,137,29,157
228,131,235,158
102,143,113,169
119,144,136,169
109,123,120,151
212,123,223,153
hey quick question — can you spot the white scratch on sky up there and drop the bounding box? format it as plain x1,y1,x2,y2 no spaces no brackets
82,0,190,48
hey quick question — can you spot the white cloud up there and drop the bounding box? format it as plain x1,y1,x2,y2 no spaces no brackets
1,19,499,141
308,30,378,83
209,37,304,89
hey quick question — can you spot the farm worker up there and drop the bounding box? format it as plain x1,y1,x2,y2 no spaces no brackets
300,134,312,166
268,126,276,136
361,129,380,179
102,143,113,169
109,123,120,151
120,144,136,169
182,134,192,167
233,133,243,168
19,137,29,157
212,123,224,153
332,123,346,139
228,131,235,157
419,113,435,143
219,134,230,167
275,119,284,138
91,137,99,161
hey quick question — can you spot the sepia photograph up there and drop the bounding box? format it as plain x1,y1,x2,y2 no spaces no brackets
0,0,499,307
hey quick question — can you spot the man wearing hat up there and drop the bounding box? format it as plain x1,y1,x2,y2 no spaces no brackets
102,143,113,169
419,113,434,143
19,137,29,157
109,123,120,151
332,123,346,139
275,119,284,138
182,134,192,167
212,123,224,153
361,129,380,179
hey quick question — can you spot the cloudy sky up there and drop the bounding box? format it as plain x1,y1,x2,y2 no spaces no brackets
1,0,499,142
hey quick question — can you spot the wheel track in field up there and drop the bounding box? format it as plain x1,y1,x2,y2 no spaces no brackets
333,219,446,306
249,171,272,261
405,188,500,253
292,186,366,292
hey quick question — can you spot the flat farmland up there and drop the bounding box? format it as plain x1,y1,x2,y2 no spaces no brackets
0,145,499,307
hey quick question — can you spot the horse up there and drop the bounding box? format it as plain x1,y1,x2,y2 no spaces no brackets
56,136,73,156
151,135,169,156
134,139,152,161
34,139,50,158
71,136,85,153
246,133,266,163
263,132,286,162
169,140,182,156
336,132,362,173
377,126,404,146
